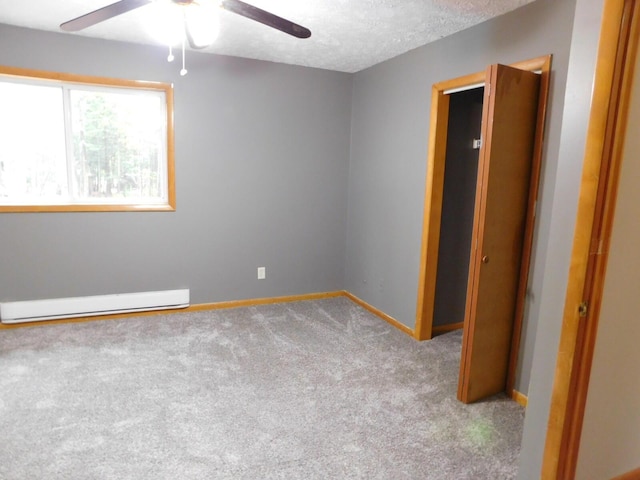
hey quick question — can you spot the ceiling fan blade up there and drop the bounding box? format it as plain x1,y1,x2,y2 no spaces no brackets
221,0,311,39
60,0,153,32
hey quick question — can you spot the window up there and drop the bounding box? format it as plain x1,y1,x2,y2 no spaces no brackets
0,66,174,212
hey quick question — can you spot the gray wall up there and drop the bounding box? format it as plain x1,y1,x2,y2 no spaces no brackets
1,2,610,475
0,25,352,304
518,0,607,476
345,0,576,395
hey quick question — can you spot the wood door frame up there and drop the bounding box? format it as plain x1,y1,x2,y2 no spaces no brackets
414,55,552,396
542,1,640,478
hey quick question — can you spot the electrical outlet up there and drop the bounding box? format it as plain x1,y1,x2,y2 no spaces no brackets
257,267,266,280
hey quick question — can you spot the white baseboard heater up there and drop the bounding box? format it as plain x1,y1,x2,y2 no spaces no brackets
0,289,190,324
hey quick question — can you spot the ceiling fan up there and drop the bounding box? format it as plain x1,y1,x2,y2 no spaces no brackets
60,0,311,73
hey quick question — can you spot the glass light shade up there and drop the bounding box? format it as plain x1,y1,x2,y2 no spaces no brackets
146,0,185,46
184,2,220,48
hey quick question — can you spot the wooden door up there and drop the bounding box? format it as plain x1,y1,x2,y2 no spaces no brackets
458,64,540,403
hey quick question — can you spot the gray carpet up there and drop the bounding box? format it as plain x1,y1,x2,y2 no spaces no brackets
0,297,524,479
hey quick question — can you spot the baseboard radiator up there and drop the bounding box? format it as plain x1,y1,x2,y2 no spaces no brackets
0,289,190,324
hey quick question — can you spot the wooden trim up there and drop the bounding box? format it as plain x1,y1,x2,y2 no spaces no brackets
432,57,547,93
0,65,171,90
0,291,417,340
2,204,176,213
511,389,528,408
432,321,464,336
562,4,640,478
0,305,180,330
435,71,485,93
414,87,450,341
542,1,639,478
414,56,552,402
0,291,344,330
166,84,176,210
187,291,344,311
506,54,553,395
343,291,415,337
0,303,187,329
611,466,640,480
0,65,175,213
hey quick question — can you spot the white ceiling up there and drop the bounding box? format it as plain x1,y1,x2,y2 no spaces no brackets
0,0,536,73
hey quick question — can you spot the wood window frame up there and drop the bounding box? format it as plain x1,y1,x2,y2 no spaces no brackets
0,65,175,213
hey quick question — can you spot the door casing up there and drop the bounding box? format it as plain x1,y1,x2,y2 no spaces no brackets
542,0,640,477
414,55,552,399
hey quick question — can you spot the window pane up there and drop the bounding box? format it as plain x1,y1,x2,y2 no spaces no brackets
0,67,173,212
69,88,166,203
0,82,67,203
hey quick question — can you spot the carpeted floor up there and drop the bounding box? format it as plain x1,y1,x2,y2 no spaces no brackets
0,297,524,479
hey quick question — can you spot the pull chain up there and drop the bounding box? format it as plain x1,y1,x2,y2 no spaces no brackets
180,36,188,76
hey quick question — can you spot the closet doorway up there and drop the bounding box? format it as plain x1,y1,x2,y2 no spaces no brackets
415,56,552,404
432,87,484,337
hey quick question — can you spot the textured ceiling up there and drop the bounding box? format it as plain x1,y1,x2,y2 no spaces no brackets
0,0,536,73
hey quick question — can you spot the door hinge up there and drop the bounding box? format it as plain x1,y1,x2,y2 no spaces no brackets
578,301,588,318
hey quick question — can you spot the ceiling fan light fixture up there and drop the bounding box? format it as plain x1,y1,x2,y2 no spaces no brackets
184,2,220,48
146,0,185,46
60,0,311,76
